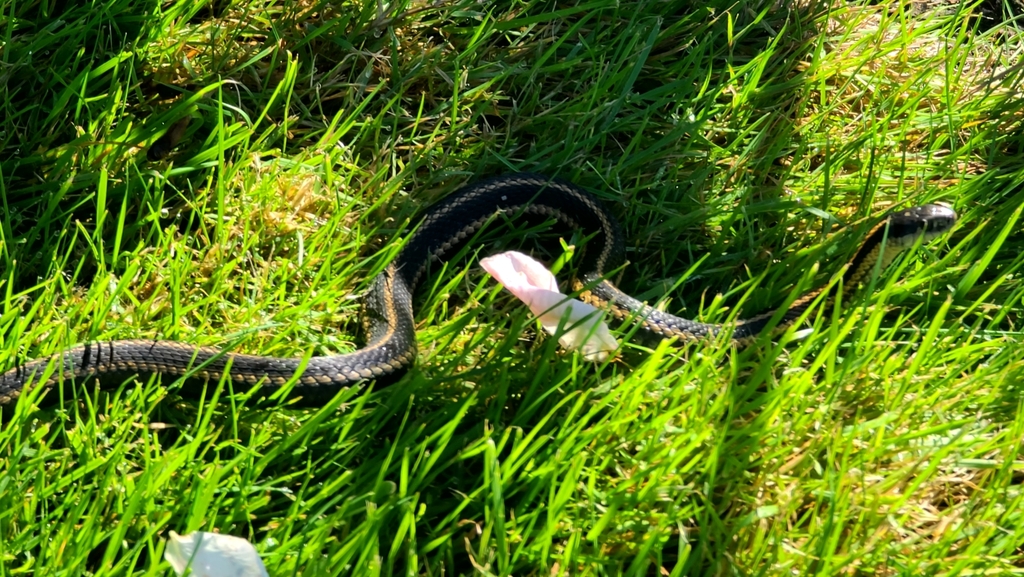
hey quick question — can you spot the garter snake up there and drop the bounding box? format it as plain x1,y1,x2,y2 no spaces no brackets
0,173,956,405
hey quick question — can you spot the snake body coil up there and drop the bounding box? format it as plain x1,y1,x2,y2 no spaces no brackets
0,174,957,405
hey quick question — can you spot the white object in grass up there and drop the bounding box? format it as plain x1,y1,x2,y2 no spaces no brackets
164,531,269,577
480,251,618,361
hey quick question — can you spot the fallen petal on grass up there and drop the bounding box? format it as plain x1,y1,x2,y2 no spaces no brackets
480,251,618,361
164,531,269,577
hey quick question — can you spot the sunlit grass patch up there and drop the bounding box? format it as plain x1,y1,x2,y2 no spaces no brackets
0,0,1023,575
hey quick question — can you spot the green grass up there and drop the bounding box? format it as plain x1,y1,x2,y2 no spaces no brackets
1,0,1024,574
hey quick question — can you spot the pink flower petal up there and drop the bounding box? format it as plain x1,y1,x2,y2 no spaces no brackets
481,252,618,361
480,251,559,296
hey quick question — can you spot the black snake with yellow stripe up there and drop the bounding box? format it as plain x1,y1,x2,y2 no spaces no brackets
0,174,957,405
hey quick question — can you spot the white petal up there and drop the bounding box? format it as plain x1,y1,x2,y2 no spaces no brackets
164,531,269,577
481,251,618,361
533,293,619,362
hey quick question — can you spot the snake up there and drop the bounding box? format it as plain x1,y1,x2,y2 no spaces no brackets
0,173,957,406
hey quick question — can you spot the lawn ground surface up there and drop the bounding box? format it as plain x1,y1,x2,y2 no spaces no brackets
2,0,1024,575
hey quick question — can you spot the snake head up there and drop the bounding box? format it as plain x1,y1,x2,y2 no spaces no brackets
887,204,958,247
